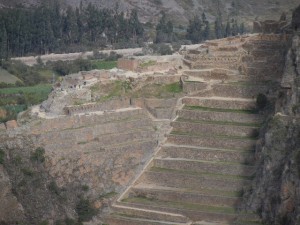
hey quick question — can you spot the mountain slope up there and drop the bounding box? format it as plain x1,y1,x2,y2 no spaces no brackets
1,0,299,25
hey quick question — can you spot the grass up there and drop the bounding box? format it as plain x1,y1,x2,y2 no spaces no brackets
170,131,259,140
177,117,261,127
0,84,52,95
99,80,131,102
122,196,236,214
99,191,118,199
0,68,20,84
131,82,183,99
91,60,117,70
184,105,258,114
139,60,157,68
150,167,253,180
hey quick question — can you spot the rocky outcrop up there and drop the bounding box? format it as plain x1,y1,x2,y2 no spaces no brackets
244,6,300,225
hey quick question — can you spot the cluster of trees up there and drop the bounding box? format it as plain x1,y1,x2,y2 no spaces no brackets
186,13,210,44
0,1,144,58
215,17,245,39
155,12,176,43
0,0,248,59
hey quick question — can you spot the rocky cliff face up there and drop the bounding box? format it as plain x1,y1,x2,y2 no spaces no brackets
244,6,300,225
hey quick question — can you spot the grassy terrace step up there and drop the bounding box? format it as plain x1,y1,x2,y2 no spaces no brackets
177,109,264,124
184,105,258,114
171,121,259,138
170,131,258,140
104,214,187,225
167,134,256,151
139,168,252,192
158,145,254,163
153,158,254,177
182,97,256,110
120,197,240,221
110,204,189,223
133,184,241,198
212,83,269,99
130,185,241,207
176,117,261,127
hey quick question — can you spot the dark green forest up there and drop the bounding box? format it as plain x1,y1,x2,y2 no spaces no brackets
0,1,144,58
0,0,246,59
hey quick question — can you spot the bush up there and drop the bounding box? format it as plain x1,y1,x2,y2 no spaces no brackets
0,150,4,164
149,43,173,55
31,147,45,163
76,198,97,222
171,42,182,52
105,51,122,61
48,181,61,195
256,93,268,110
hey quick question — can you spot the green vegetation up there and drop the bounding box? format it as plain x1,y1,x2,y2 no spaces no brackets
0,84,52,95
140,60,157,68
91,60,117,70
30,147,46,163
296,151,300,178
98,80,132,102
0,68,20,84
256,93,268,110
131,82,183,99
48,181,63,196
21,168,35,177
99,191,118,199
184,105,258,114
55,218,84,225
170,130,258,140
39,221,49,225
0,149,4,164
0,3,144,58
0,84,52,122
123,196,236,214
82,185,89,192
76,198,97,222
177,118,261,127
150,167,253,180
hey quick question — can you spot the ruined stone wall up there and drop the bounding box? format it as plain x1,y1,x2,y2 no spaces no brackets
117,58,139,71
64,97,132,115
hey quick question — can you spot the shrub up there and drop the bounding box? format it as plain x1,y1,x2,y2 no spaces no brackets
296,151,300,178
48,181,61,196
0,150,4,164
256,93,268,110
76,198,97,222
149,43,173,55
31,147,45,163
82,185,89,192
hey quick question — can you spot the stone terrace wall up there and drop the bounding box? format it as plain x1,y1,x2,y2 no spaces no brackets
30,108,157,210
30,108,144,134
130,98,178,119
64,97,132,115
117,58,139,71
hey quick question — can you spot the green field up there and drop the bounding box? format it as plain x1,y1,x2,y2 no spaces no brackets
0,84,52,95
0,84,52,122
0,68,20,84
91,60,117,70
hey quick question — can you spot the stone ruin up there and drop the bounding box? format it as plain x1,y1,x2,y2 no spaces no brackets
253,13,288,34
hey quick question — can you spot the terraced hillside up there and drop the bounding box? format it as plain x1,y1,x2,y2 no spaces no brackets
103,34,287,225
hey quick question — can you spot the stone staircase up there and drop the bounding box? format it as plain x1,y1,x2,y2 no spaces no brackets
103,81,269,225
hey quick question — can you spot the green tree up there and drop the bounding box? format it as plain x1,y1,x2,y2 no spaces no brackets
186,16,203,43
215,16,223,39
155,11,174,43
